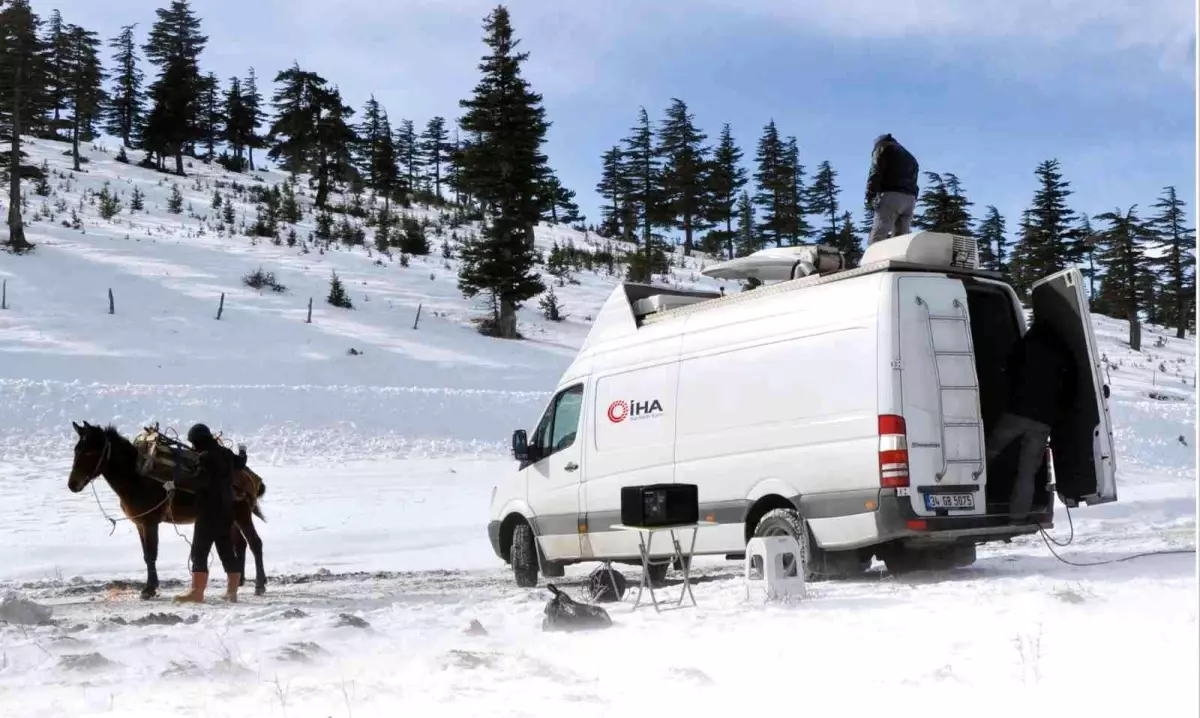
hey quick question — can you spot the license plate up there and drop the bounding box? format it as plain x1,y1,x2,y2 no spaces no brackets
924,493,975,510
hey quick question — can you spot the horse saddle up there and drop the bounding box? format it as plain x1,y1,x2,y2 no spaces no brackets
134,427,261,502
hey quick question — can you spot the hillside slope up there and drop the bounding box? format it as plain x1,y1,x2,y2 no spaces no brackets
0,137,723,461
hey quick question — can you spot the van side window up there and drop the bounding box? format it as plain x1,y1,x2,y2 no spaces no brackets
549,385,584,454
532,384,583,461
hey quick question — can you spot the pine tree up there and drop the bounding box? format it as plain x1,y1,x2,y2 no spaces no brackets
167,182,183,213
806,160,840,243
753,120,787,247
1009,159,1080,296
43,9,72,138
373,111,400,208
396,118,419,196
595,145,627,238
357,96,385,187
1094,205,1153,336
658,98,710,255
241,67,266,170
976,205,1007,273
312,85,356,208
129,185,145,212
1148,186,1196,338
705,123,746,259
780,137,811,245
539,171,579,224
141,0,207,175
196,71,221,161
539,284,565,321
221,75,249,170
64,24,106,172
833,211,861,267
621,107,668,280
421,116,451,198
326,270,352,308
1077,213,1098,299
455,6,548,338
734,190,758,257
104,24,144,148
0,0,44,252
266,62,324,175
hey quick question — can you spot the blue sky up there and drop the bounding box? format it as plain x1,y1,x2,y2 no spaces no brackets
46,0,1197,241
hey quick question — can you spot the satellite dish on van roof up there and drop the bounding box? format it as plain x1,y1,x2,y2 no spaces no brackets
701,245,845,282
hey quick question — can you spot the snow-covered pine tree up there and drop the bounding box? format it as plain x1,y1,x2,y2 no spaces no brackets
326,271,352,309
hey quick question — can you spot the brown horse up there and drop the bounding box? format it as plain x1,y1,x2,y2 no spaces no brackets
67,421,268,599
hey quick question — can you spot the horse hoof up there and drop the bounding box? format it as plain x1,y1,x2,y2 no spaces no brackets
255,586,266,596
140,589,157,600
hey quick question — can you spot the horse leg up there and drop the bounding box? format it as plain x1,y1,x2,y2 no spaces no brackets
237,504,267,596
232,522,248,587
139,522,160,599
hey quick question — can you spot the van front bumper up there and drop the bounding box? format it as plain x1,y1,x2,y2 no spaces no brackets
487,520,503,559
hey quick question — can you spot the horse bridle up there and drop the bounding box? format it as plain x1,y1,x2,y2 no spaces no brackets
85,433,112,481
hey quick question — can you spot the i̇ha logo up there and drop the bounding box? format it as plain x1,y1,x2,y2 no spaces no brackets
607,399,663,423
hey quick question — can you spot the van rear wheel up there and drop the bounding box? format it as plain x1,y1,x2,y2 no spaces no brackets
753,508,826,582
511,522,539,588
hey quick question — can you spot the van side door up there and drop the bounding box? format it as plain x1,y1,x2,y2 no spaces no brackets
1031,268,1118,506
525,384,586,561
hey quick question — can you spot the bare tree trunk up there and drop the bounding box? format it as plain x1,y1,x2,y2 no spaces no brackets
7,58,31,253
72,116,81,172
498,298,518,339
248,146,255,172
174,147,184,176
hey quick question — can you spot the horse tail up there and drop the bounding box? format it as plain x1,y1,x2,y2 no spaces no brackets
252,501,267,522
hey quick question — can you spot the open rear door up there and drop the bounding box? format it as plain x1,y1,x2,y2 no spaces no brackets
1030,269,1117,507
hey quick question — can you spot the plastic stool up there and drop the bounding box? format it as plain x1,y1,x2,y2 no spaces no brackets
744,536,807,601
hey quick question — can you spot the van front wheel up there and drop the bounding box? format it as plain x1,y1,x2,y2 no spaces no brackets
511,522,539,588
752,508,826,582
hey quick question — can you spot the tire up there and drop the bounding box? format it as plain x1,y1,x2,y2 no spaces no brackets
510,522,539,588
752,508,826,582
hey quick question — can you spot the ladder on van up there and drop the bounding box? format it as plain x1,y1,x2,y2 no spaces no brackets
916,297,986,483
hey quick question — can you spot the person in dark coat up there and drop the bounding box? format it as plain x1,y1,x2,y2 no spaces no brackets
167,423,246,603
865,134,920,246
986,320,1077,523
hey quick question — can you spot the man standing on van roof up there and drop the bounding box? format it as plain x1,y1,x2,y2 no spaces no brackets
986,320,1077,524
865,134,920,246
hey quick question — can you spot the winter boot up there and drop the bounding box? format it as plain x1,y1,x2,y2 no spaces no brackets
223,573,241,603
174,572,208,603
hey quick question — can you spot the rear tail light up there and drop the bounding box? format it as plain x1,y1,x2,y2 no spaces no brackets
879,414,909,488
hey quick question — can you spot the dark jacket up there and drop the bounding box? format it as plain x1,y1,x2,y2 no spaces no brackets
866,139,919,200
178,442,245,515
1006,322,1076,426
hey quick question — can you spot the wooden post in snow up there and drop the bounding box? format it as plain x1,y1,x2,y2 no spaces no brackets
1,279,6,310
306,297,313,324
413,303,422,330
108,288,114,315
216,292,225,320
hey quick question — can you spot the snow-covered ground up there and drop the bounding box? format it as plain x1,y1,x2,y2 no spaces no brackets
0,139,1195,717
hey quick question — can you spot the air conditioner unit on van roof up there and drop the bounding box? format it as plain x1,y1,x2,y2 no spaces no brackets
700,245,846,282
861,231,979,269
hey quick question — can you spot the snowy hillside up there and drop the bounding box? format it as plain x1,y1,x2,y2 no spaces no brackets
0,137,724,463
0,139,1195,717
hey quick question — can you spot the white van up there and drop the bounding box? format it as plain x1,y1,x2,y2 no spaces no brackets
487,232,1117,586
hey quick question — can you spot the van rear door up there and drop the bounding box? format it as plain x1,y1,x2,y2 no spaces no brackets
897,275,987,517
1030,269,1117,507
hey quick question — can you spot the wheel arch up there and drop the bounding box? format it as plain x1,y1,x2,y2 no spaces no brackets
498,511,532,563
742,493,801,543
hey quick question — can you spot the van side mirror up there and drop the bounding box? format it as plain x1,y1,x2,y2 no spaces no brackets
512,429,530,462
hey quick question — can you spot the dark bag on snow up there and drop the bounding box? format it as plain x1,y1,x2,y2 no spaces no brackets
588,566,626,603
541,584,612,632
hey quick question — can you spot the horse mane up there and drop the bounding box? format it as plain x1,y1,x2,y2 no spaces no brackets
101,424,135,453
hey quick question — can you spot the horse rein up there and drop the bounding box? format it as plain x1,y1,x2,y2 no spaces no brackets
84,433,172,535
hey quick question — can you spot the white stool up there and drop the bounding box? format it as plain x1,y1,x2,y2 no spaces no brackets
744,536,807,601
